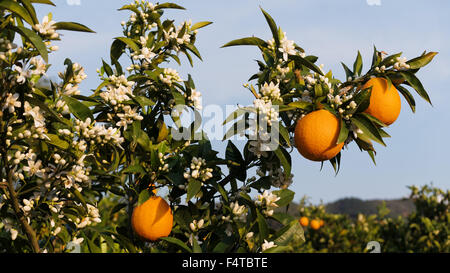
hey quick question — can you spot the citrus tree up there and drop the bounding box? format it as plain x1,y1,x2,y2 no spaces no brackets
0,1,439,253
289,185,449,253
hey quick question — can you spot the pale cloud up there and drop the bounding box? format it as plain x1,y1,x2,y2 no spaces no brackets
67,0,81,6
367,0,382,6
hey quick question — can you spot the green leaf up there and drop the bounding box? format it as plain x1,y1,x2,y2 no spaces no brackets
272,189,295,207
223,107,252,125
406,52,438,69
249,176,271,190
353,50,363,76
221,37,268,48
110,39,126,63
337,119,349,144
137,190,150,206
46,134,69,150
160,237,192,253
399,71,432,105
262,245,293,253
260,7,279,47
190,21,213,31
353,87,372,113
351,114,386,146
371,45,381,68
54,22,95,33
274,147,291,176
102,59,113,77
191,236,202,253
155,3,185,10
288,101,313,111
226,141,246,182
256,210,269,243
184,43,202,61
11,26,48,62
62,95,94,121
0,0,34,25
19,0,39,25
186,179,202,202
114,37,140,52
273,220,305,246
397,85,416,113
341,62,354,79
290,55,324,76
30,0,55,5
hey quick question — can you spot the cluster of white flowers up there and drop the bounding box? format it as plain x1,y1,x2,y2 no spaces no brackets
260,82,282,101
267,32,299,62
253,99,279,126
3,93,21,113
189,219,204,232
72,117,125,147
63,83,80,96
275,64,291,82
269,168,294,189
230,201,247,222
374,65,386,73
76,204,101,229
0,37,18,61
183,157,213,182
157,152,170,172
186,88,203,110
393,56,410,70
33,15,59,39
349,123,364,140
116,105,144,130
23,101,46,128
59,63,87,85
127,1,158,28
1,218,19,241
100,84,134,106
159,68,182,86
131,36,157,64
255,190,280,217
328,93,357,119
163,20,193,51
261,239,277,252
248,135,272,159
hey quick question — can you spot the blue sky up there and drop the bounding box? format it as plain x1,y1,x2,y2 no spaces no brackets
36,0,450,204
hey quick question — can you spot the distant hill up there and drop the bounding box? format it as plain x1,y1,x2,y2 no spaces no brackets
281,197,415,219
325,197,415,219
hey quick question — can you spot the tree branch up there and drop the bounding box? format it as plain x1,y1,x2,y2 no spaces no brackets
4,166,41,253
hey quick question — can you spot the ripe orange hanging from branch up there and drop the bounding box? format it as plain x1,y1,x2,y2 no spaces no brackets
131,196,173,241
299,217,309,227
294,109,344,162
363,77,401,126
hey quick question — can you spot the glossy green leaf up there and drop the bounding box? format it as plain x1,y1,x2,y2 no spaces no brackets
160,237,192,253
221,37,268,48
190,21,213,31
12,26,48,62
406,52,438,69
397,85,416,113
0,0,34,25
399,71,432,105
351,114,386,146
54,22,95,33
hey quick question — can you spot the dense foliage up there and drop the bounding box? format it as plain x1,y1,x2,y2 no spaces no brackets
291,185,449,253
0,0,442,253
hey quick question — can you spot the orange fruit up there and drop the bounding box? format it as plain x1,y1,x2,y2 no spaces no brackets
310,219,321,230
319,219,325,227
299,217,309,227
294,110,344,162
363,77,401,126
131,196,173,241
